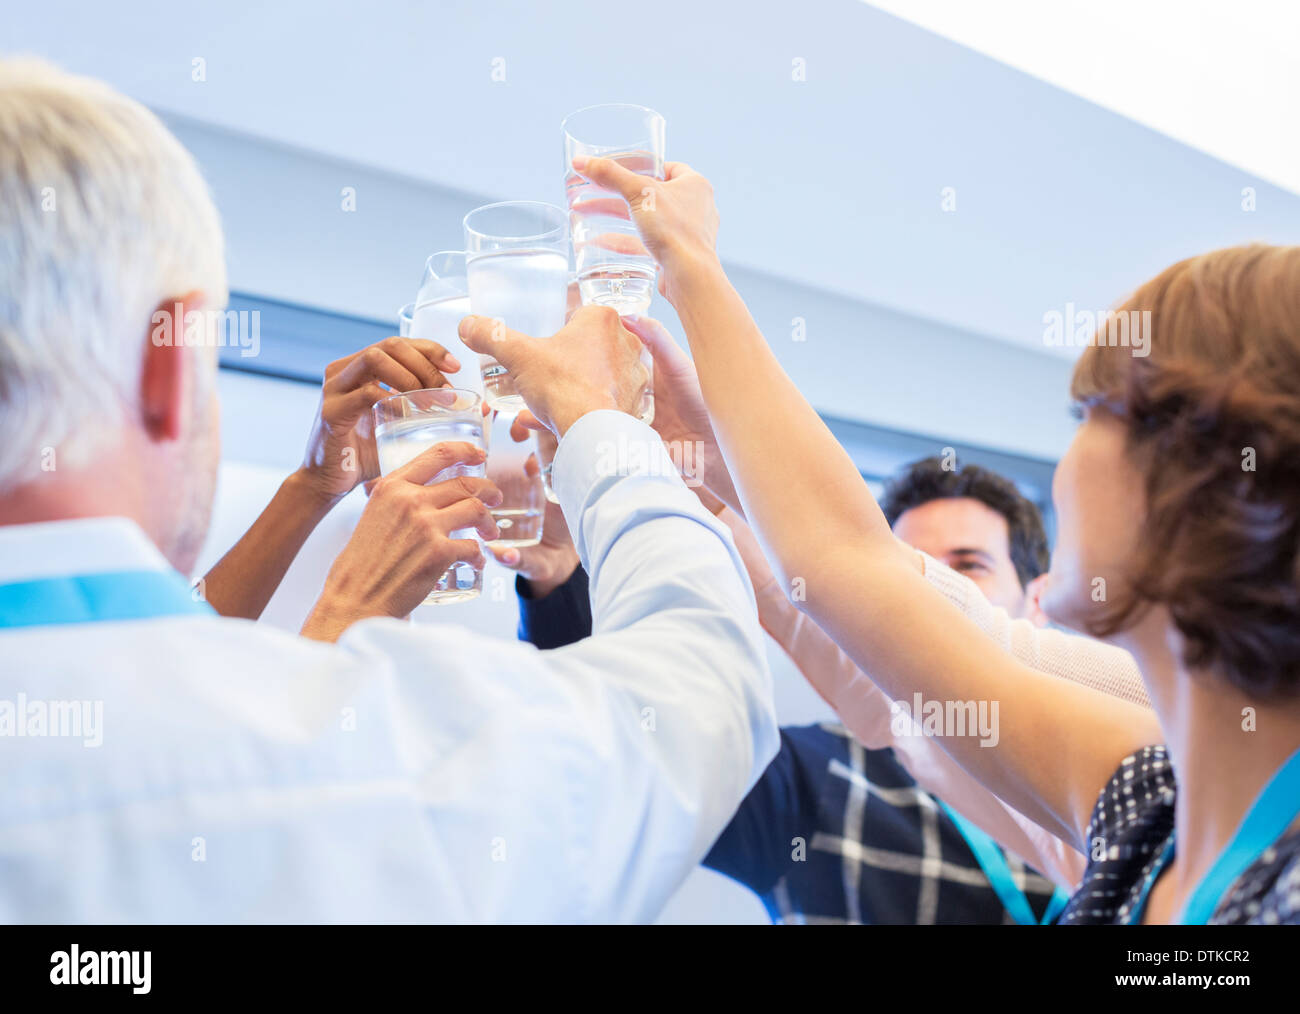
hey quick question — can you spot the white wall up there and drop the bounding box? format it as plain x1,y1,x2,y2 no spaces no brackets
167,117,1078,462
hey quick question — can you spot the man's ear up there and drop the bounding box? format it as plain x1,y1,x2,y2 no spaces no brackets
1022,572,1052,628
140,291,205,441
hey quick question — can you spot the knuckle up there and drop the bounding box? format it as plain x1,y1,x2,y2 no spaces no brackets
585,304,619,329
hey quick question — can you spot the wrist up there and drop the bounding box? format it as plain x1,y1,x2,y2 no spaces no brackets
661,246,724,293
286,466,346,515
522,552,581,600
302,565,387,642
301,590,356,642
552,395,618,436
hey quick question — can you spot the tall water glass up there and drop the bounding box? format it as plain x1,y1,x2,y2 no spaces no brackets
562,104,664,314
463,202,569,412
484,409,546,548
410,251,483,398
372,388,486,604
537,426,561,505
562,103,664,421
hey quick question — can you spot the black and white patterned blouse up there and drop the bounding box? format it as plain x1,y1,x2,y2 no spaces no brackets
1059,745,1300,924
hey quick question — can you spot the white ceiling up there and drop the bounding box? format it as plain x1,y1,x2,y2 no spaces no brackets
866,0,1300,197
6,0,1299,360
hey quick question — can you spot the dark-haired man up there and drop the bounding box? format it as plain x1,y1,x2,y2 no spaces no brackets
884,457,1050,628
507,455,1068,924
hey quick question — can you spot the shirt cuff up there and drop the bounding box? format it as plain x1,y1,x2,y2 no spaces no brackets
551,409,680,539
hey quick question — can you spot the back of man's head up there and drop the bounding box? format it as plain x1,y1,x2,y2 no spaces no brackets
0,58,227,493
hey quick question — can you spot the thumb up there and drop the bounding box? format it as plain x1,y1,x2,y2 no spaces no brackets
574,154,648,206
458,314,527,367
491,545,523,569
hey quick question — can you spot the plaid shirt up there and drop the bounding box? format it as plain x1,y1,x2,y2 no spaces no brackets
519,570,1061,925
704,722,1061,924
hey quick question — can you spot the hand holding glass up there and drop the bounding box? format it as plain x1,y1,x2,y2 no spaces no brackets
373,388,487,604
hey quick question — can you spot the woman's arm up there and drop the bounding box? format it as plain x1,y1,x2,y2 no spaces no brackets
573,156,1162,849
716,502,1154,885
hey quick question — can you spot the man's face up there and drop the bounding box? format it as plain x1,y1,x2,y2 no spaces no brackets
891,497,1028,615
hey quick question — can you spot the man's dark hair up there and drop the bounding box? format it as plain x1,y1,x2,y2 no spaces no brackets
880,457,1049,587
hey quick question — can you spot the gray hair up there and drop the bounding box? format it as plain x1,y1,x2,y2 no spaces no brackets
0,58,227,490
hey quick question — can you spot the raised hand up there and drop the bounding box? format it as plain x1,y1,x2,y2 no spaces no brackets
458,305,648,436
301,336,461,504
569,156,720,303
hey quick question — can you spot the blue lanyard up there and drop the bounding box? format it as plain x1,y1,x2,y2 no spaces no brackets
939,800,1070,925
1178,745,1300,924
1124,746,1300,924
0,569,214,628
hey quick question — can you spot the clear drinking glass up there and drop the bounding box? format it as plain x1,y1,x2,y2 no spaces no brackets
410,251,483,398
463,201,569,412
372,388,486,604
562,103,664,421
484,409,546,548
537,426,561,505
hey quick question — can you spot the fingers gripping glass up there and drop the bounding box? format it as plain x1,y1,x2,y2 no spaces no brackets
372,388,486,604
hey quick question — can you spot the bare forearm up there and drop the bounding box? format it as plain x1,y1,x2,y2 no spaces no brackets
672,258,897,587
666,258,1158,845
202,469,339,619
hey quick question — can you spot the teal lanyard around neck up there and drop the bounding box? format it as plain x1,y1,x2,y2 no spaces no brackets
1177,745,1300,925
0,569,214,629
1125,745,1300,925
939,800,1070,925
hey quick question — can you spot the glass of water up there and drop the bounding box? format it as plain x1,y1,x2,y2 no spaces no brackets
463,202,569,412
408,251,483,398
562,103,664,421
484,409,546,548
372,388,486,605
537,426,561,505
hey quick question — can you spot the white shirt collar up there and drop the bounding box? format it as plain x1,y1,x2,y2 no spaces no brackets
0,517,174,585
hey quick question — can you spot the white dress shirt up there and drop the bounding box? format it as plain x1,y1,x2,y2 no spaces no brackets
0,411,778,923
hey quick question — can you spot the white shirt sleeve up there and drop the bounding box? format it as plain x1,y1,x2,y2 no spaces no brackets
714,507,1149,888
333,411,778,923
545,411,779,921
